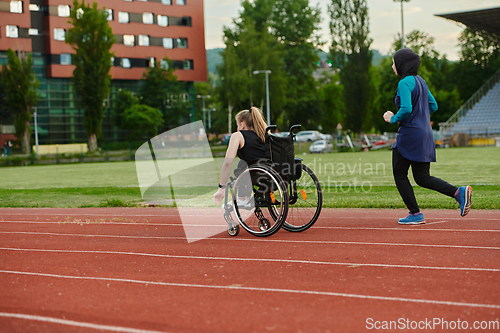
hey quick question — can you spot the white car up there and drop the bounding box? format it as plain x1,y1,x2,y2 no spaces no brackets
309,140,333,153
295,130,322,142
319,133,333,141
272,132,290,138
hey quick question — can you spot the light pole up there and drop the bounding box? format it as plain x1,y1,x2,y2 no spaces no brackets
196,95,210,129
33,107,39,156
208,108,216,129
394,0,410,49
253,70,271,126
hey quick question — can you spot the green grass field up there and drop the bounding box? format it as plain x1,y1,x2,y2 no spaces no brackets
0,147,498,209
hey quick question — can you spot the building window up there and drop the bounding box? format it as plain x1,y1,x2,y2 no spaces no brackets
161,0,171,5
60,54,72,65
76,8,83,18
29,4,39,11
58,4,70,17
158,15,168,27
160,59,169,70
28,28,38,36
105,9,113,21
6,25,19,38
183,60,193,70
149,57,155,67
176,0,186,5
177,38,188,48
124,35,135,46
138,35,149,46
10,1,23,13
118,12,129,23
54,28,66,41
121,58,131,68
163,38,173,49
143,12,153,24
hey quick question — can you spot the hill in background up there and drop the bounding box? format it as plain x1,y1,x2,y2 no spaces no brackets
206,48,388,75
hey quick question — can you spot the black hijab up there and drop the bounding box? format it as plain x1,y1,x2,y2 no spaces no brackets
393,48,420,79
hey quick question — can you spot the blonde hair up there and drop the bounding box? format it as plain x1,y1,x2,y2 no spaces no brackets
236,106,267,142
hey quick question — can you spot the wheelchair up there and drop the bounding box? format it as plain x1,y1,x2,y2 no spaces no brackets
222,125,323,237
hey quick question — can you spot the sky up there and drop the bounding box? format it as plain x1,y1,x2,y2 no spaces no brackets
204,0,500,61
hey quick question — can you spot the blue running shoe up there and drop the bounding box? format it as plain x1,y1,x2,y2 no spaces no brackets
398,212,425,225
456,185,472,217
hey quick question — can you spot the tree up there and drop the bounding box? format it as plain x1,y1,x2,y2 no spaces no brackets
121,104,164,141
317,73,343,133
328,0,374,133
66,0,114,151
393,30,439,58
455,28,500,102
270,0,322,129
112,89,139,128
373,56,400,133
0,49,40,154
217,4,287,129
216,41,248,133
138,58,188,130
0,74,11,124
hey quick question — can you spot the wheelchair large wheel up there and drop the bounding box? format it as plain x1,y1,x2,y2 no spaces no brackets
232,164,288,237
270,164,322,232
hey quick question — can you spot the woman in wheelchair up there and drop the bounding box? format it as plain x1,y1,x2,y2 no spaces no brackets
213,107,322,237
213,106,268,207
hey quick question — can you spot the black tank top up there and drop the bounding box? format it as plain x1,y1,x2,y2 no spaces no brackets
237,130,267,165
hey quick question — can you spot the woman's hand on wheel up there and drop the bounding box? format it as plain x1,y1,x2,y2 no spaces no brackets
213,188,225,206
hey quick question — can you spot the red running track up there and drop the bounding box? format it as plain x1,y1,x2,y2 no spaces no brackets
0,207,499,332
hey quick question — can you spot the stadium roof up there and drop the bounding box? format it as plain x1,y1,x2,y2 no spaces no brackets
435,7,500,36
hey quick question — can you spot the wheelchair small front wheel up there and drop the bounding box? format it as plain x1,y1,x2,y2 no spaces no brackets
227,223,239,236
259,218,270,231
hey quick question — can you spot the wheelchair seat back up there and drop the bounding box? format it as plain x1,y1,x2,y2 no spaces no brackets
266,133,297,182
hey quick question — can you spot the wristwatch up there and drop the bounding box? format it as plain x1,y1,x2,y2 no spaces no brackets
218,183,226,189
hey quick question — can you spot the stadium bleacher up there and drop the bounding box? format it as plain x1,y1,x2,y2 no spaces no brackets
448,82,500,136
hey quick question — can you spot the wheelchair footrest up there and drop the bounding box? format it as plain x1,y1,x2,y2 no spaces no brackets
223,211,240,236
223,211,235,225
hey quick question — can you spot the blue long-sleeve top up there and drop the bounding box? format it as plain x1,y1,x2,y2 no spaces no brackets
390,76,438,124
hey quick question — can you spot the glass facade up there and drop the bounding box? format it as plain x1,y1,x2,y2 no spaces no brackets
0,52,195,145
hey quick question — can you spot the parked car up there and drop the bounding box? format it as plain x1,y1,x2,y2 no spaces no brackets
319,133,333,141
271,131,290,138
221,133,231,145
309,140,333,153
295,130,322,142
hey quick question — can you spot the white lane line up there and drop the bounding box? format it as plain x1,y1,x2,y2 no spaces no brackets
1,270,499,310
1,221,499,233
0,312,165,333
1,212,499,221
1,231,500,250
1,247,499,272
423,220,451,226
0,221,224,227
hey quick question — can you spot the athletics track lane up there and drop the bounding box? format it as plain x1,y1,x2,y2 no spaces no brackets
0,208,499,332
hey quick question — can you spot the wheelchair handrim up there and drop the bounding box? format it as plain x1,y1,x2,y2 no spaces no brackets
232,166,287,236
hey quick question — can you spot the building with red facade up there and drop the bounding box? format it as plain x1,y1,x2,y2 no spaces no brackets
0,0,207,144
